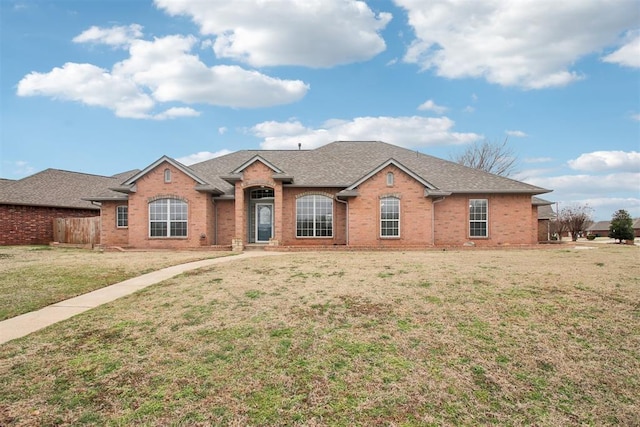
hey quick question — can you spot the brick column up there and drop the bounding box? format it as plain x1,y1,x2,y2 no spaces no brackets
234,182,245,251
273,181,283,245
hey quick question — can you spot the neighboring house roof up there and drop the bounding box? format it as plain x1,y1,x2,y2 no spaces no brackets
0,169,137,210
532,197,555,220
588,221,611,232
187,141,551,197
589,219,640,232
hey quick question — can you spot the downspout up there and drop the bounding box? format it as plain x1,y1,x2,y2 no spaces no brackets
335,196,349,246
431,197,446,246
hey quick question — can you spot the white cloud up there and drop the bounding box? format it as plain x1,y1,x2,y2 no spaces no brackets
602,31,640,68
12,160,35,177
17,62,156,119
568,151,640,172
153,107,200,120
72,24,143,47
418,99,447,114
526,172,640,195
251,116,482,150
218,127,227,135
154,0,391,67
17,34,309,118
177,149,233,165
506,130,527,138
631,113,640,122
395,0,639,88
524,157,554,164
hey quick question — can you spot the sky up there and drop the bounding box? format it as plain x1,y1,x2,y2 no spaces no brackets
1,0,639,221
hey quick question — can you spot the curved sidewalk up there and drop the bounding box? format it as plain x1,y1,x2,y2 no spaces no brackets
0,251,284,345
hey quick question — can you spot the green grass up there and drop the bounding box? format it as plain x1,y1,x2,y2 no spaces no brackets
1,246,639,426
0,246,231,320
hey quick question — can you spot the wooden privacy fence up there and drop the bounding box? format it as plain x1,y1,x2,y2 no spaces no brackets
53,217,101,245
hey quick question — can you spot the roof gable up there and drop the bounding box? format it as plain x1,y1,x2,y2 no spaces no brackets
345,158,436,191
232,155,284,174
123,156,208,186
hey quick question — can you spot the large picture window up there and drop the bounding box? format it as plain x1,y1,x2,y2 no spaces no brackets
296,195,333,237
380,197,400,237
116,205,128,228
149,198,188,237
469,199,488,237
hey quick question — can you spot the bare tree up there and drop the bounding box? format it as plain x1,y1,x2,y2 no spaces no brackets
557,204,593,241
451,138,517,177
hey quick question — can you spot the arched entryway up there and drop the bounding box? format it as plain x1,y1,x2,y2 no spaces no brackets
247,187,274,243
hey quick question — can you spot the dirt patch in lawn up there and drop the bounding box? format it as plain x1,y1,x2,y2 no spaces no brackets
1,245,638,426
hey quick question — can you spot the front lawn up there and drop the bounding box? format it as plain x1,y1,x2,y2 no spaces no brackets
0,246,230,320
1,246,638,425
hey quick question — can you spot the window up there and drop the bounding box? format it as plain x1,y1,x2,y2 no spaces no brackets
296,195,333,237
386,172,394,186
250,188,274,199
469,199,488,237
116,205,128,228
164,168,171,183
149,198,187,237
380,197,400,237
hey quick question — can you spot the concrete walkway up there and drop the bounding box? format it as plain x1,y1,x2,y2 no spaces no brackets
0,251,284,345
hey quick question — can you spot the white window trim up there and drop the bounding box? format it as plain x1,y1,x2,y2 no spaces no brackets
116,205,128,228
296,194,334,238
386,172,394,187
149,198,188,238
380,197,400,238
164,168,171,183
469,198,489,238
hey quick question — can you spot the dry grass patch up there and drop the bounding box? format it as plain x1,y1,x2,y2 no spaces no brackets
1,246,639,426
0,246,230,320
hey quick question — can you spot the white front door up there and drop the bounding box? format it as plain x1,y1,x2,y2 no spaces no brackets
255,204,273,243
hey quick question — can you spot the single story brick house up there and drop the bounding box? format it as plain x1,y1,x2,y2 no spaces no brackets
0,169,136,245
587,219,640,238
85,141,552,250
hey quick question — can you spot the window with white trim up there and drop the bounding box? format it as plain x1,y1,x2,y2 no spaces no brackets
164,168,171,183
149,198,187,237
116,205,128,228
469,199,488,237
296,195,333,237
380,197,400,237
386,172,394,186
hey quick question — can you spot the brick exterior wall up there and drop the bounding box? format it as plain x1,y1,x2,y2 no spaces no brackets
101,162,214,249
347,165,433,247
97,159,541,249
281,188,347,246
99,201,129,247
433,193,537,247
0,204,99,245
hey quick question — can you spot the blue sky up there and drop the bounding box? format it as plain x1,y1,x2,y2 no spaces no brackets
1,0,639,221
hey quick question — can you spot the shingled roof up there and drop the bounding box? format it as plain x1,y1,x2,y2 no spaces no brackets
187,141,550,196
0,169,138,210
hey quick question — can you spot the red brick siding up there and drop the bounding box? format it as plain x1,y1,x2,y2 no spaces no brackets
214,200,235,245
0,204,98,245
433,194,537,246
347,165,432,247
280,188,347,246
124,162,212,249
100,201,129,247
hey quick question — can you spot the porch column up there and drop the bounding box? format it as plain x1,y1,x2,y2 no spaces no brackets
233,182,245,251
273,182,283,245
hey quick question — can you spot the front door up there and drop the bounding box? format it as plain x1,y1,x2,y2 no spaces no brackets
256,203,273,243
